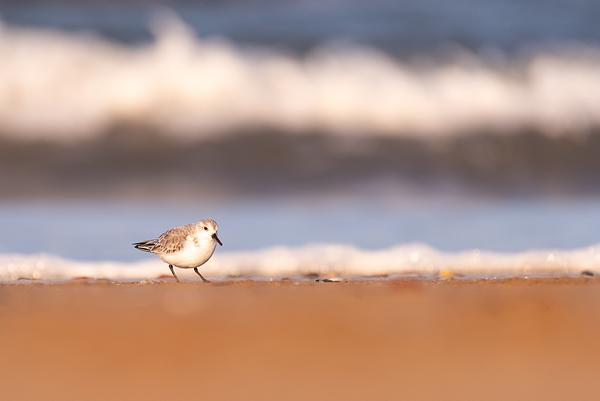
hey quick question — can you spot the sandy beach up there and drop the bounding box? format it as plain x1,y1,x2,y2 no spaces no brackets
2,278,600,401
3,2,600,401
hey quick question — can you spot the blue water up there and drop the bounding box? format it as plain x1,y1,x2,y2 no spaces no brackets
2,0,600,53
2,198,600,261
2,1,599,265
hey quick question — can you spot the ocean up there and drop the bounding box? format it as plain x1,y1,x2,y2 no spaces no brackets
1,0,600,281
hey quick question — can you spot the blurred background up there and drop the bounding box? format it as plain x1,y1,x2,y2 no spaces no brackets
2,0,600,261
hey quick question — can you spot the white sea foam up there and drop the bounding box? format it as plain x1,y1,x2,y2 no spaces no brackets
1,17,600,141
2,244,600,282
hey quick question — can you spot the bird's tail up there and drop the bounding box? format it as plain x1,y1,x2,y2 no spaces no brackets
133,240,158,253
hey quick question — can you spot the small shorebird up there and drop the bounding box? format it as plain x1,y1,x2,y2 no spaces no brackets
133,219,222,282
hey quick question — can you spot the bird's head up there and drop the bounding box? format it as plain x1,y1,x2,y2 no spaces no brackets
197,219,222,246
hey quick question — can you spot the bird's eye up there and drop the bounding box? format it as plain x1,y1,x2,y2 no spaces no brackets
204,226,208,231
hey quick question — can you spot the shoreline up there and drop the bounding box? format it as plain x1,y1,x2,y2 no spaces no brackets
1,274,599,286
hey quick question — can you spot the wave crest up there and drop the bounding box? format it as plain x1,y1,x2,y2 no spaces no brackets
1,18,600,141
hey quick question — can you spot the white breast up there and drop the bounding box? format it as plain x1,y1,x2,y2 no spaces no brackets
159,236,217,269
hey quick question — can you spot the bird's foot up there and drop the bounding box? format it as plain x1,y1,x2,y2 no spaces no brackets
194,268,210,283
169,265,180,283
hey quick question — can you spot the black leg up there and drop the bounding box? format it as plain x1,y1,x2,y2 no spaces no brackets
169,265,180,282
194,268,210,283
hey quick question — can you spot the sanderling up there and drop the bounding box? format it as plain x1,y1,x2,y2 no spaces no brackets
133,219,222,282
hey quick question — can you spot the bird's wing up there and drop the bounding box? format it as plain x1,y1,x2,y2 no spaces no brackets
155,224,196,254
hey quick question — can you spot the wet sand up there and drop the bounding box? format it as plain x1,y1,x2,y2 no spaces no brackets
1,278,600,401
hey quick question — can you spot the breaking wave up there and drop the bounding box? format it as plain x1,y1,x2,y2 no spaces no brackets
2,244,600,282
1,17,600,142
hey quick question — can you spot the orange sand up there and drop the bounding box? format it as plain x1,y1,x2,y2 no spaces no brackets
1,279,600,401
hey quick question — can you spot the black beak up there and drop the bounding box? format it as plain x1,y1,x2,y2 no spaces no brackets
212,233,223,246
